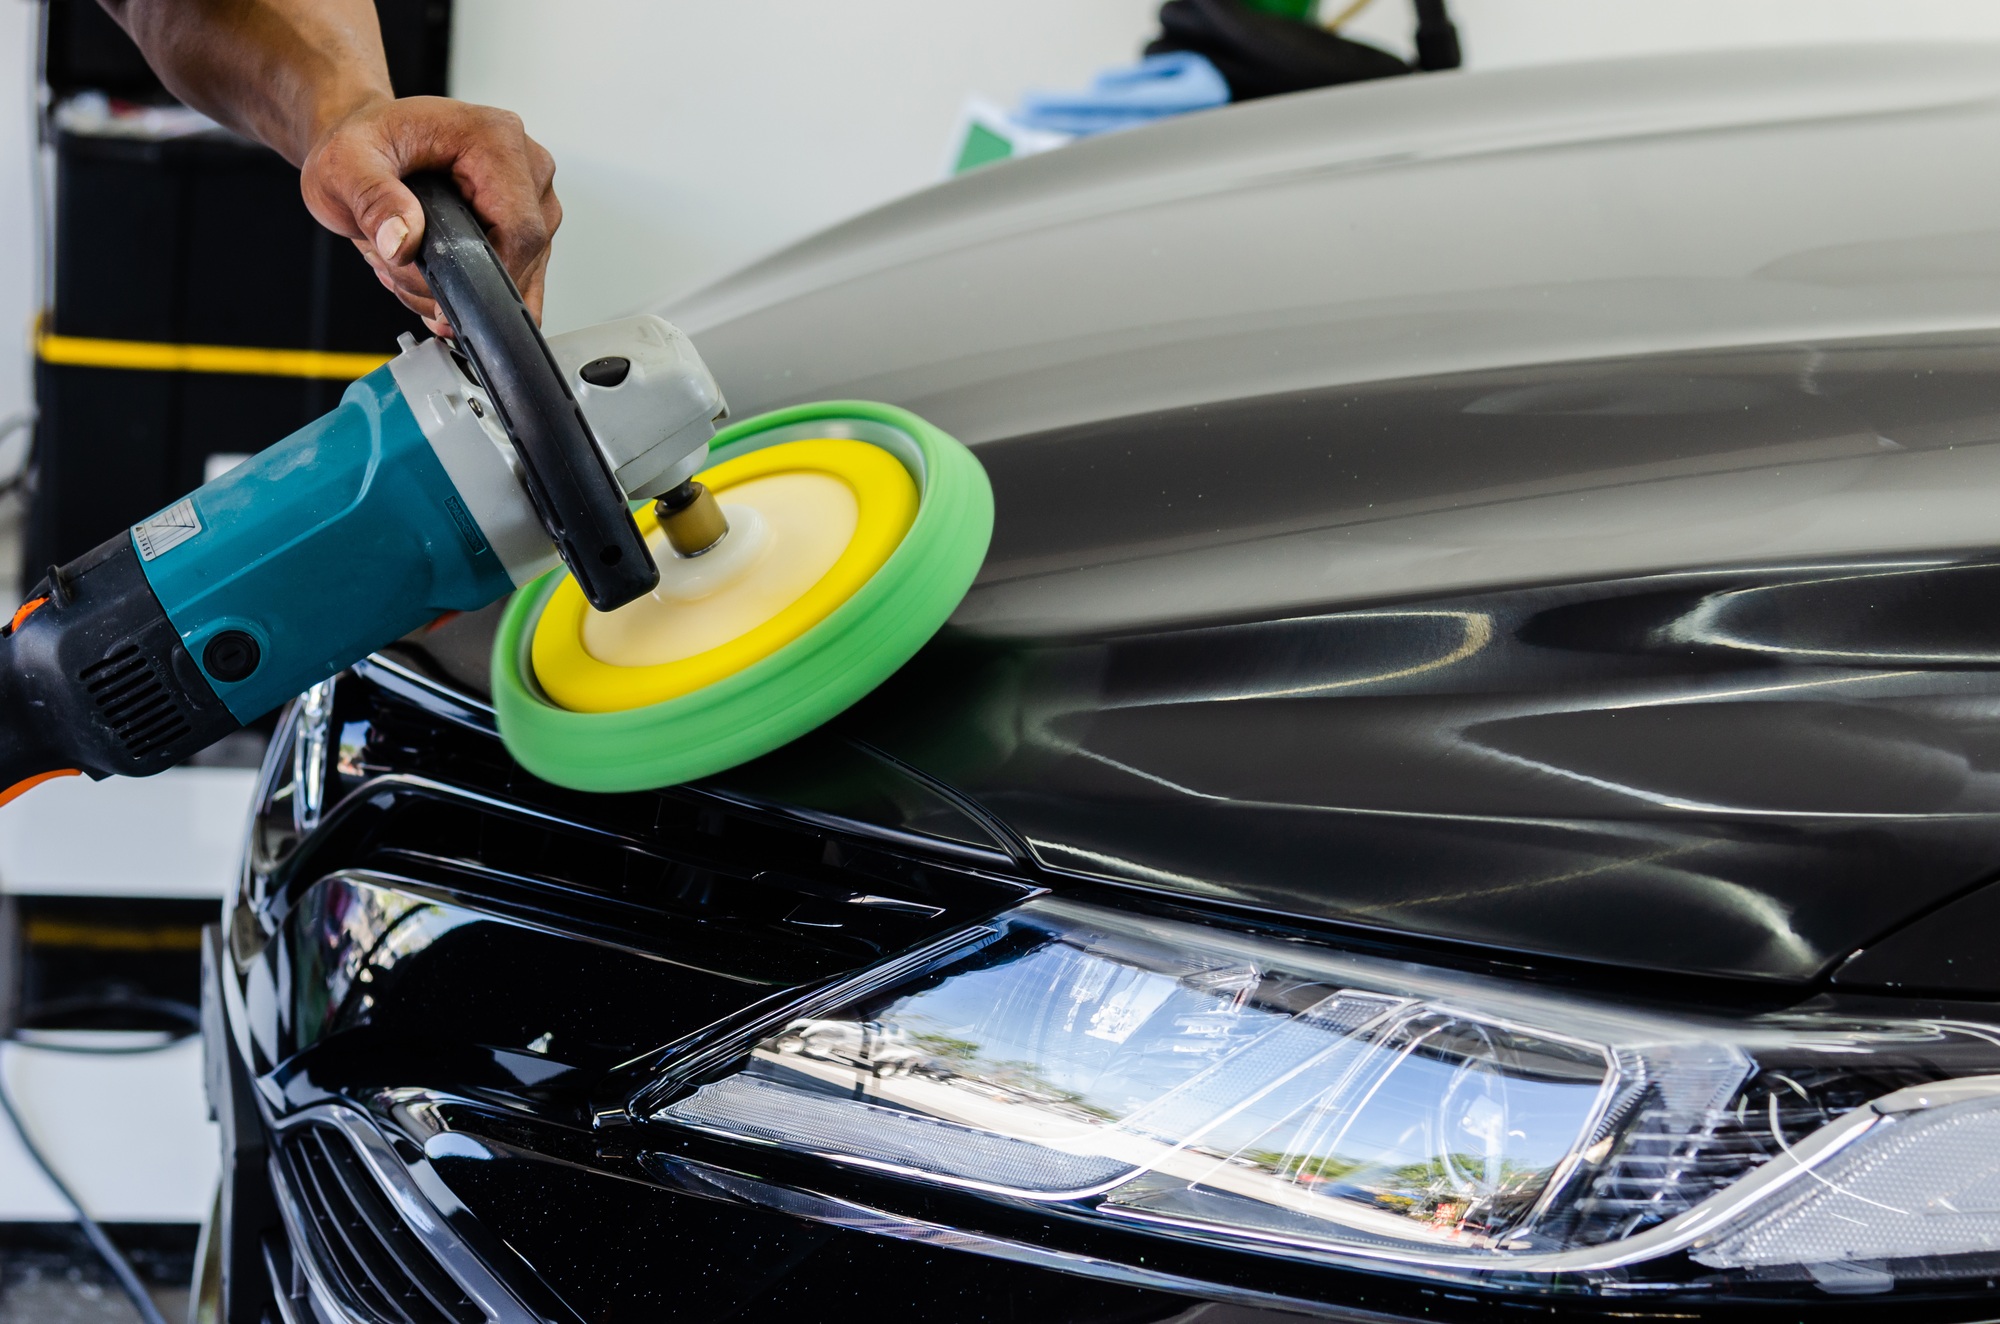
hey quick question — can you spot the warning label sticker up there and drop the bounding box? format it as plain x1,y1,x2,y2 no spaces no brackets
134,498,202,561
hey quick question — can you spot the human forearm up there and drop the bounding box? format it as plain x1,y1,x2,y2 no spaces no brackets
97,0,393,166
95,0,561,329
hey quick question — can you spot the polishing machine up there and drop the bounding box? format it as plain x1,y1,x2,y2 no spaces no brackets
0,177,731,802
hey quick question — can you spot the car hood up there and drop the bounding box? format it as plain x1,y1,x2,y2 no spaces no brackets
403,46,2000,986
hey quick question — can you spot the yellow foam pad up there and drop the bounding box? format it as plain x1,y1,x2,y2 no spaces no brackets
531,438,919,714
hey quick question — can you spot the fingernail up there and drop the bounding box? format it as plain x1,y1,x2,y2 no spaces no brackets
374,215,409,261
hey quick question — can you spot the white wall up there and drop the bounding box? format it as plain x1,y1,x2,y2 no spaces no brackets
0,0,38,467
448,0,1163,330
0,1038,218,1222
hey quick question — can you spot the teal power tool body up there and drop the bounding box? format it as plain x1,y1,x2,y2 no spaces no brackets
0,176,727,797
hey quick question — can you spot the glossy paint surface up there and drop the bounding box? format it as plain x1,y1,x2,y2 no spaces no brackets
850,563,2000,981
841,334,2000,983
395,333,2000,986
1835,879,2000,994
214,47,2000,1319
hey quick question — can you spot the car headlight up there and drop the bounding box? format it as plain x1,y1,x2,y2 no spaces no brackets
631,897,2000,1298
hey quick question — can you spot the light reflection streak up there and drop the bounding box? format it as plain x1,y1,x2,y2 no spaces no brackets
1676,563,2000,665
1054,745,1817,967
1602,667,1931,710
1071,728,1999,823
1118,610,1498,706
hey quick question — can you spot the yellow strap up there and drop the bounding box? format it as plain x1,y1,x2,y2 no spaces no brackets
37,327,389,381
23,917,205,952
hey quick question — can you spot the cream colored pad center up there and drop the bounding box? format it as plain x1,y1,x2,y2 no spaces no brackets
582,470,860,668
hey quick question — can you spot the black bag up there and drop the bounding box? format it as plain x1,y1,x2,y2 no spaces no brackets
1148,0,1458,102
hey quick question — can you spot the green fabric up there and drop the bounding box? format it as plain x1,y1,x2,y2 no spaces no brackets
954,121,1015,175
490,401,993,793
1240,0,1318,18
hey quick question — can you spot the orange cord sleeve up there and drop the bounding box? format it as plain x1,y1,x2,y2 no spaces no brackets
9,595,48,634
0,768,81,809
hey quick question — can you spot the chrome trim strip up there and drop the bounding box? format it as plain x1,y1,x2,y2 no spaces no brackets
266,1103,545,1324
294,680,335,833
267,1149,376,1324
259,1224,314,1324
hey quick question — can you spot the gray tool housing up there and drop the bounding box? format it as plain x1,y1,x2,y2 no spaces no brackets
390,314,728,587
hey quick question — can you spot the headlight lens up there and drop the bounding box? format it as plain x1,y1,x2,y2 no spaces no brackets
642,897,2000,1293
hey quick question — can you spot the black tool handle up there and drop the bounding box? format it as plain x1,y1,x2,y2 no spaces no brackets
407,174,657,610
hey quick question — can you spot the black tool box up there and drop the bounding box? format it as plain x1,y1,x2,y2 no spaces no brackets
24,0,450,574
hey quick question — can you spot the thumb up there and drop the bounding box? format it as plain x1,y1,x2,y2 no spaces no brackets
345,173,426,267
304,131,428,266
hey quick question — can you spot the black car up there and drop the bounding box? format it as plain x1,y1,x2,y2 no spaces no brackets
202,45,2000,1322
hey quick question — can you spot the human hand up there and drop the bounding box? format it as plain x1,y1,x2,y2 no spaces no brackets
299,95,562,335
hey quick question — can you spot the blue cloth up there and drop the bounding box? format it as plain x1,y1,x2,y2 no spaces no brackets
1013,52,1229,137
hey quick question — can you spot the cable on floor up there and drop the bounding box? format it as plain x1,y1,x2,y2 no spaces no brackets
0,996,198,1324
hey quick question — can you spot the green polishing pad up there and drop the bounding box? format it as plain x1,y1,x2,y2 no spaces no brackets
490,401,992,792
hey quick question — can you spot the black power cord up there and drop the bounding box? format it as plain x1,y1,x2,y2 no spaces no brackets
10,994,202,1047
0,411,36,501
0,995,200,1324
